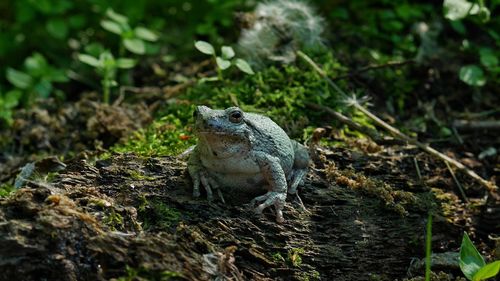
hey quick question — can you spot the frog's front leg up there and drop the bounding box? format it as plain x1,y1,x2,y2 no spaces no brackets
187,146,214,201
251,151,288,223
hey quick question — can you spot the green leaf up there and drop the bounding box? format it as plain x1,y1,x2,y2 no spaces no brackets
68,15,86,28
116,58,136,69
47,69,68,83
124,38,146,55
78,54,101,68
216,57,231,70
443,0,479,20
450,20,466,35
24,53,48,75
46,18,68,39
477,6,490,23
6,68,33,89
134,27,158,42
101,20,123,35
34,79,53,98
3,90,22,108
473,261,500,281
459,65,486,87
84,42,105,57
479,48,498,69
460,232,486,280
198,76,219,83
106,8,128,24
221,46,235,60
234,58,255,75
194,41,215,55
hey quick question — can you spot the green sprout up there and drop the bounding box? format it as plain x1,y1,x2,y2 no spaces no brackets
459,232,500,281
0,90,21,127
100,8,159,55
194,40,254,81
78,51,136,104
442,0,497,87
6,53,68,107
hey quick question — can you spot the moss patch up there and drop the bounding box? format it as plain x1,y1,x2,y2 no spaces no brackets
138,198,182,231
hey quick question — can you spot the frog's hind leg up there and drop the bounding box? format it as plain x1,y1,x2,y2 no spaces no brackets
207,177,225,204
287,169,307,195
251,152,288,223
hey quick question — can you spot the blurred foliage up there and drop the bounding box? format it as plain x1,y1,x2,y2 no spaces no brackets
0,0,249,126
0,0,498,144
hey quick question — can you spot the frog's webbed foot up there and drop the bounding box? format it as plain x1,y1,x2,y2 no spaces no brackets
188,146,221,202
191,169,225,203
251,191,287,223
198,171,214,201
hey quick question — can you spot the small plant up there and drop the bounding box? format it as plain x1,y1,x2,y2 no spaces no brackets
101,8,159,55
0,183,15,198
78,51,136,104
0,90,22,127
443,0,497,87
287,248,305,267
271,252,285,263
116,265,181,281
194,40,254,81
459,232,500,281
6,53,68,107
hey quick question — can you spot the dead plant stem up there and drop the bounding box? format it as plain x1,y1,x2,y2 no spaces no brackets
296,50,498,195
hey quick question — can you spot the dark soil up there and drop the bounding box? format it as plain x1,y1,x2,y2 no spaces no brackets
0,94,152,183
1,144,497,280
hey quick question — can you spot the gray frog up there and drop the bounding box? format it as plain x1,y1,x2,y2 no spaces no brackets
188,105,309,223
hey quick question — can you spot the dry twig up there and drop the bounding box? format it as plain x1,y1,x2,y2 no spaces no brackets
297,50,498,196
453,120,500,131
332,60,415,80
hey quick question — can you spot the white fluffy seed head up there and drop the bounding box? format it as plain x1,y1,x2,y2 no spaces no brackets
238,0,325,67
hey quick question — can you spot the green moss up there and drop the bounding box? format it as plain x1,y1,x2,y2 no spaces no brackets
103,208,124,231
287,248,305,267
175,53,354,139
297,270,321,281
326,164,420,216
138,198,181,231
110,112,197,157
128,169,155,181
116,265,182,281
271,252,285,263
0,184,14,198
110,53,378,158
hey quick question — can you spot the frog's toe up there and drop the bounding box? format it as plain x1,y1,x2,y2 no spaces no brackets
199,173,214,201
252,191,286,223
191,175,201,198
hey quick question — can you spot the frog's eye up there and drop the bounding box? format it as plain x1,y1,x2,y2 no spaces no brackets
229,110,243,123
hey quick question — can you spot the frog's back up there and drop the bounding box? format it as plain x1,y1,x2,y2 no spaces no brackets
246,113,295,170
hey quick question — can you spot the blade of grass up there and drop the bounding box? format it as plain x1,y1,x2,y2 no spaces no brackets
425,213,432,281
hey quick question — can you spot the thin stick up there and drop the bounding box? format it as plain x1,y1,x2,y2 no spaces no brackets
306,103,383,143
445,161,469,203
413,158,422,182
453,120,500,131
333,60,415,80
296,50,498,196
